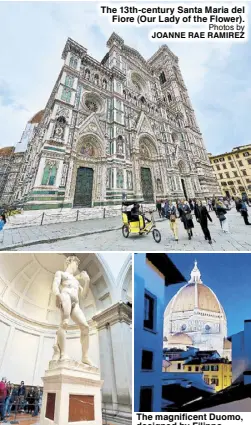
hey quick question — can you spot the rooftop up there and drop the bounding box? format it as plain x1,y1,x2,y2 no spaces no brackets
146,253,186,286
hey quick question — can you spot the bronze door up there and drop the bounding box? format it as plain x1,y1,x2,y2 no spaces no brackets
140,167,154,203
73,167,94,207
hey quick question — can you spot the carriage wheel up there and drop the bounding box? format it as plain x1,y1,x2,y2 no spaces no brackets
152,229,161,243
122,225,129,238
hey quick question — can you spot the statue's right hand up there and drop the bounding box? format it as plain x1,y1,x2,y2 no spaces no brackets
56,294,62,308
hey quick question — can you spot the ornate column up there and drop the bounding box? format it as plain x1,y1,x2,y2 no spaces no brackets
93,302,132,422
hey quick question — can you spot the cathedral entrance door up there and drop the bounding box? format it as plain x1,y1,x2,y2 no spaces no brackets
181,178,188,200
140,167,154,203
73,167,94,207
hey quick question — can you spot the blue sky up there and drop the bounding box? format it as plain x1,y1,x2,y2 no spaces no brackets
0,1,250,155
167,253,251,336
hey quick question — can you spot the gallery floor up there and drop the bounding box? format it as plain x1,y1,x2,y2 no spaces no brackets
5,414,114,424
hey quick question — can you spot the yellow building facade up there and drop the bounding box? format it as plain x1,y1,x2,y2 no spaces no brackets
183,360,232,392
208,145,251,199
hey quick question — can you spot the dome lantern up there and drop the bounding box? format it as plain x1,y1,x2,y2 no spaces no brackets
189,259,202,284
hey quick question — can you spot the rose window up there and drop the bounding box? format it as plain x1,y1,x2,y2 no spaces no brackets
85,100,98,112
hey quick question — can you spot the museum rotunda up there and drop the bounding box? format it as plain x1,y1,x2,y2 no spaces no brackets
0,253,132,424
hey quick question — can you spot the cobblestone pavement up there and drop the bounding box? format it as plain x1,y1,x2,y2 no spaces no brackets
12,207,251,252
0,215,121,251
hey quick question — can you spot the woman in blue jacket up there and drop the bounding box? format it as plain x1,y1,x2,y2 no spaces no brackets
0,214,6,239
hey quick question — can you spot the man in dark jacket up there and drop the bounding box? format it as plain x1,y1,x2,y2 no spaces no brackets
17,381,26,413
198,200,213,244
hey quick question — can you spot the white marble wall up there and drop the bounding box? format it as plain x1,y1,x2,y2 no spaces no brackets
0,311,99,386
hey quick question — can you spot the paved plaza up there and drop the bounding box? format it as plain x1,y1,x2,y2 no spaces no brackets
2,206,250,252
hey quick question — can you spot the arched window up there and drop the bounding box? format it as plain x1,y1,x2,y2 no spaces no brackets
140,96,146,104
85,69,90,80
159,71,166,84
61,88,71,103
167,93,172,102
123,90,127,99
69,55,78,69
41,163,58,186
102,79,107,89
94,74,99,85
53,116,66,139
117,136,124,154
65,75,74,88
116,170,124,188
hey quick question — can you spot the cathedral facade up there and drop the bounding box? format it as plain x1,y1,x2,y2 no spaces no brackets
9,33,219,210
164,261,231,359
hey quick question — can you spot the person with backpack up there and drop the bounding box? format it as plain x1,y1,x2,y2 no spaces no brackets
180,200,194,240
216,200,229,233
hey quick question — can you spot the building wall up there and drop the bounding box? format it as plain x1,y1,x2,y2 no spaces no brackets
209,145,251,198
232,320,251,383
183,362,232,392
0,307,99,386
134,254,167,412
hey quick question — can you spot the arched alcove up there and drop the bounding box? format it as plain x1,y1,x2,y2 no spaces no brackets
139,136,158,160
178,159,187,174
0,253,116,384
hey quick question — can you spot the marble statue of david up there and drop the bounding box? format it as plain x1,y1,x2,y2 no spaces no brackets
52,255,92,366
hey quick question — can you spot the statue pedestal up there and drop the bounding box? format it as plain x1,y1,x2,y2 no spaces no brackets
40,359,103,425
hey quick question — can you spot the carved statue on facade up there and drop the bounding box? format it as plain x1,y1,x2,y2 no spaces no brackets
52,255,92,365
117,137,123,154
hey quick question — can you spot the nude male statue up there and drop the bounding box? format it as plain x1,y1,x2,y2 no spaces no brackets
52,255,92,366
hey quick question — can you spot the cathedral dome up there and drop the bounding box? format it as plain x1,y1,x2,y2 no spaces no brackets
164,261,227,356
168,333,193,345
28,110,44,124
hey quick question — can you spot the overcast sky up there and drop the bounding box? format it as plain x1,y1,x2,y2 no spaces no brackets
0,1,250,155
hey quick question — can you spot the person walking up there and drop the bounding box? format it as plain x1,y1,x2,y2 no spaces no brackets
208,198,213,211
216,200,229,233
160,200,165,218
164,200,170,219
235,198,242,213
240,200,251,225
156,200,162,218
194,200,200,222
168,202,179,242
0,214,6,243
198,200,213,244
180,201,194,240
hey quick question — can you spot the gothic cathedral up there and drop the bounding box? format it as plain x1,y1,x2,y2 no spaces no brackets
13,33,219,210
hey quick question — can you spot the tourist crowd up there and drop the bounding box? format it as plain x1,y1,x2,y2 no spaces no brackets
0,377,42,423
155,196,251,244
